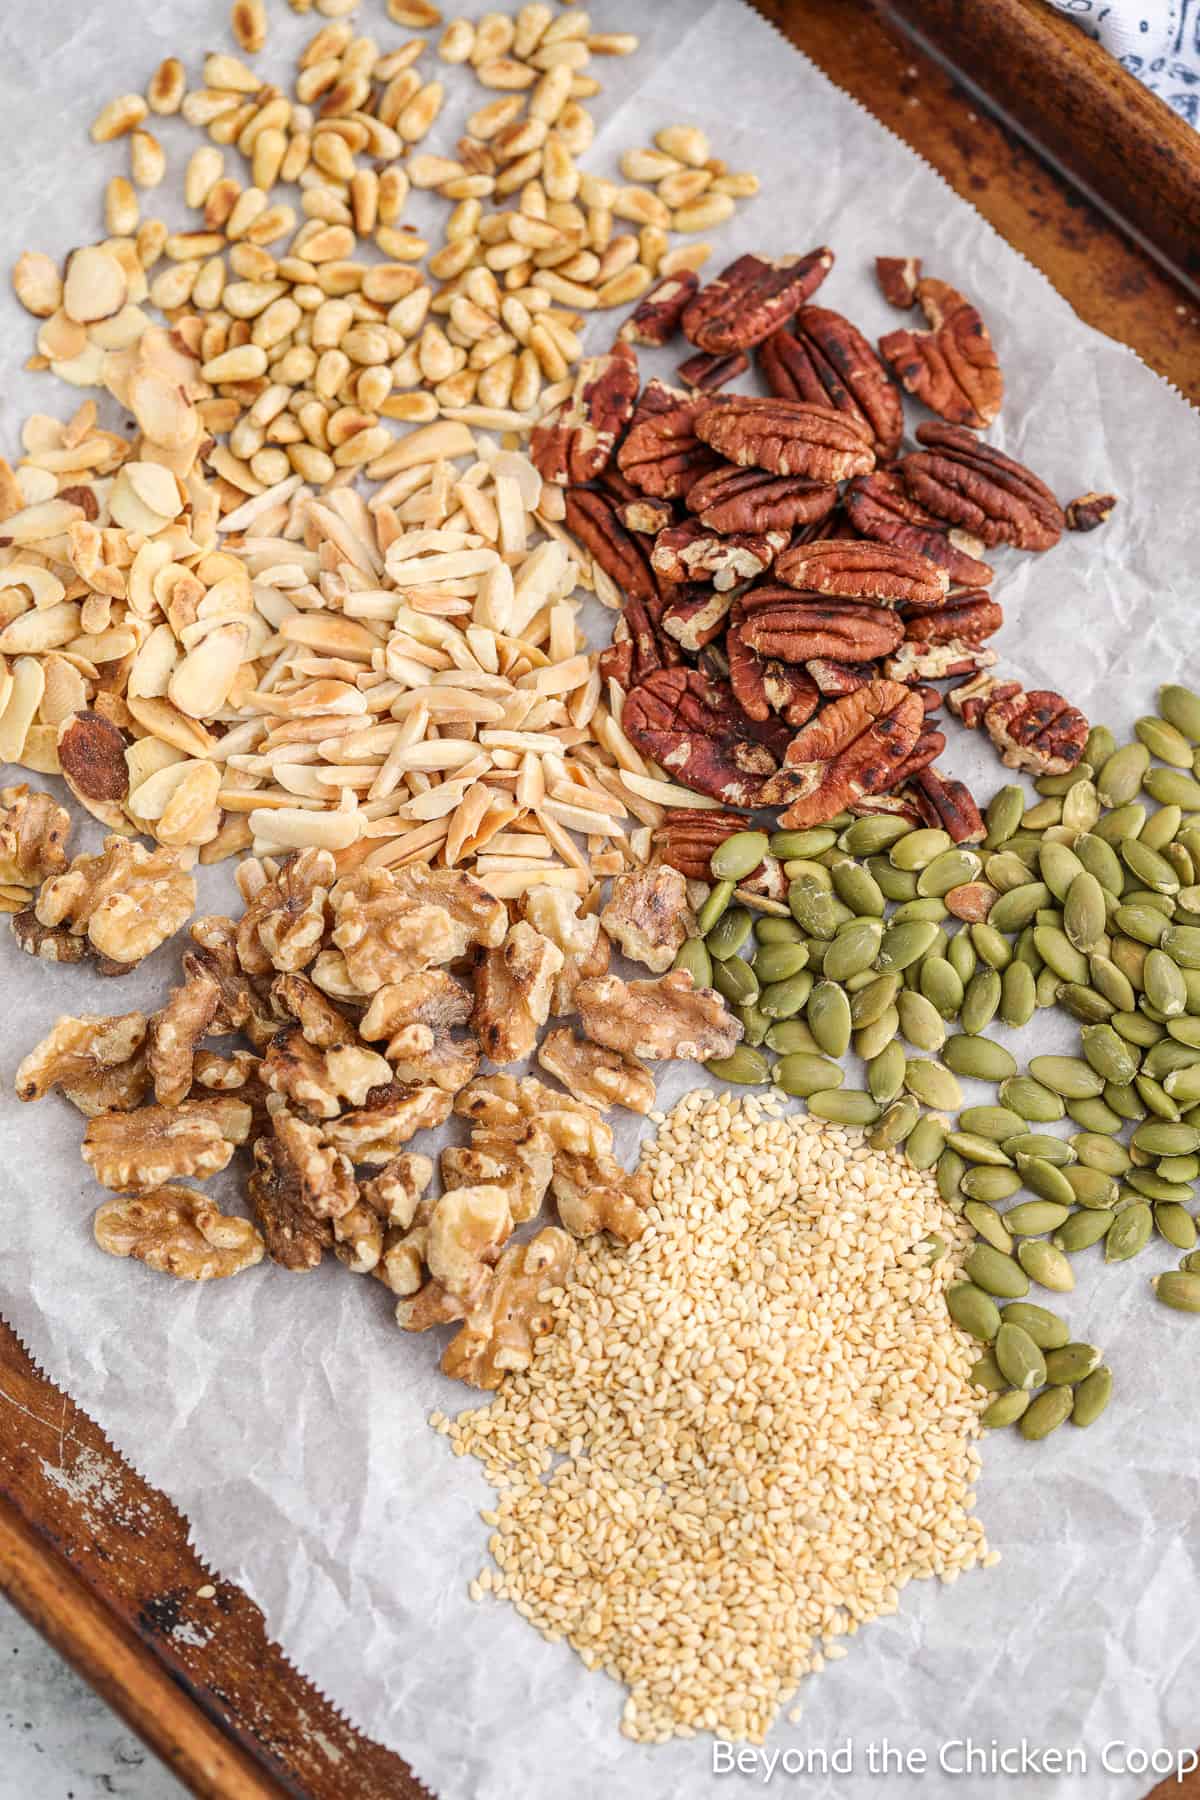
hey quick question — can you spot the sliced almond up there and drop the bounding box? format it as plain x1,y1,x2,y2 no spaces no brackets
0,603,82,655
168,621,250,719
126,695,218,758
156,759,223,846
0,657,46,762
62,246,128,325
12,252,62,319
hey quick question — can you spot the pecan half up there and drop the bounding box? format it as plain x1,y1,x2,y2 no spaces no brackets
887,726,946,785
681,249,834,353
618,270,699,346
685,466,837,535
902,591,1002,645
902,424,1065,551
597,589,683,689
759,680,925,827
876,255,922,308
651,808,753,882
844,469,994,588
982,688,1089,774
759,310,903,458
737,592,904,664
879,277,1003,429
946,673,1023,728
907,766,986,844
621,667,789,808
659,583,737,652
677,348,749,391
529,341,639,484
563,485,657,606
616,392,723,499
694,397,875,482
651,518,787,591
726,608,822,726
1065,491,1118,532
774,538,949,609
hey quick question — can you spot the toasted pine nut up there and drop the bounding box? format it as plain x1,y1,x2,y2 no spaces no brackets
658,242,713,277
92,94,148,143
377,166,410,224
438,18,476,62
672,193,735,233
476,58,536,91
232,0,268,53
147,57,186,115
655,124,711,167
105,178,140,237
658,168,712,208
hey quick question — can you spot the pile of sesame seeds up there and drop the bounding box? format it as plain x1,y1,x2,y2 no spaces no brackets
438,1091,996,1744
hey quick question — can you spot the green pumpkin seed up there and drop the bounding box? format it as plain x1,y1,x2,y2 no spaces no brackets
1037,840,1086,902
1089,954,1136,1012
752,941,810,984
1152,1270,1200,1312
712,956,759,1006
838,815,914,856
1104,1200,1154,1261
765,1019,820,1055
964,1242,1029,1298
998,960,1036,1029
1155,1202,1198,1249
854,1006,900,1061
999,1075,1066,1123
970,1350,1008,1391
867,1096,920,1150
1071,1365,1113,1427
988,850,1039,893
788,877,838,938
1019,1386,1074,1439
956,1105,1024,1142
1144,946,1187,1017
1063,1164,1119,1208
968,923,1013,972
849,974,900,1029
866,1040,906,1105
1132,1119,1200,1156
1032,925,1090,984
755,916,806,946
830,859,886,917
1074,833,1124,895
903,1059,962,1110
1095,802,1148,848
947,930,978,984
895,989,946,1053
1002,1301,1070,1349
696,879,735,936
905,1113,947,1170
917,848,981,898
1180,1248,1200,1273
774,1051,845,1097
1017,1238,1075,1292
1064,871,1107,952
711,830,771,881
783,858,834,889
937,1148,966,1205
771,827,837,860
939,1035,1016,1082
1168,1016,1200,1046
1098,741,1151,807
805,981,851,1058
1015,1155,1077,1208
1158,684,1200,743
868,857,919,902
919,957,965,1020
984,785,1026,848
705,1047,770,1085
1156,1153,1200,1180
877,918,940,974
707,906,754,960
890,897,949,925
737,1002,770,1047
987,883,1049,934
1141,804,1184,853
1028,1054,1103,1099
1144,763,1200,806
1136,714,1195,767
806,1087,880,1126
1128,1169,1193,1202
673,937,714,988
1083,725,1116,768
1004,1133,1076,1166
995,1321,1047,1389
961,968,1002,1035
759,971,815,1019
1053,1208,1115,1252
947,1282,1002,1341
1023,797,1062,830
961,1165,1022,1204
1062,779,1100,835
823,918,884,982
1121,837,1180,895
982,1389,1032,1429
964,1199,1014,1253
1058,984,1116,1025
920,1232,948,1263
1067,1095,1124,1134
891,827,952,871
1077,1022,1139,1086
1162,924,1200,968
1005,1200,1071,1236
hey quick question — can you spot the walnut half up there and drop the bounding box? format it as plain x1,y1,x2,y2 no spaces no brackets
536,1027,655,1115
439,1228,576,1391
576,969,742,1062
94,1186,265,1281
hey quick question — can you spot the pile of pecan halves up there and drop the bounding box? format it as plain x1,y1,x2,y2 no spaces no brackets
535,249,1114,852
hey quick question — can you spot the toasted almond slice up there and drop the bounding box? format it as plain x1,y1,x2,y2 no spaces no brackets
128,367,198,451
38,654,89,727
542,797,625,838
62,246,128,324
157,759,223,847
12,252,63,319
0,657,46,761
620,770,725,809
279,615,380,659
168,621,250,719
0,603,82,655
480,866,587,898
1,564,65,610
127,758,195,821
126,695,218,758
249,805,361,850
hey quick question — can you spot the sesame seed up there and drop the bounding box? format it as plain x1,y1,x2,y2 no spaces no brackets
446,1092,989,1744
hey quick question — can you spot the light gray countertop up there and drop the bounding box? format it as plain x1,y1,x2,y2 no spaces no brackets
0,1599,185,1800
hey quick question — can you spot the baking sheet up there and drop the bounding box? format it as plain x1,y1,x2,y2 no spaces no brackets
2,2,1200,1796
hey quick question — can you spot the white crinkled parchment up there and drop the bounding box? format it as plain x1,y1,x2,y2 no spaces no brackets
1,4,1199,1797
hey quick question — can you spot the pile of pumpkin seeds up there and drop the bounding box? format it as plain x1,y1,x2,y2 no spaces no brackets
674,682,1200,1441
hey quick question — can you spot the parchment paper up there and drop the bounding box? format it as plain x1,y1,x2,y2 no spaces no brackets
2,4,1200,1796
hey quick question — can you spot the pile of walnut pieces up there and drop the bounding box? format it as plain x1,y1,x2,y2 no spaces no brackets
1,781,196,971
13,850,743,1390
541,249,1113,843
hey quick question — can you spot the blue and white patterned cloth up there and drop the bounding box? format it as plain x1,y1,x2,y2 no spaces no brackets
1046,0,1200,122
